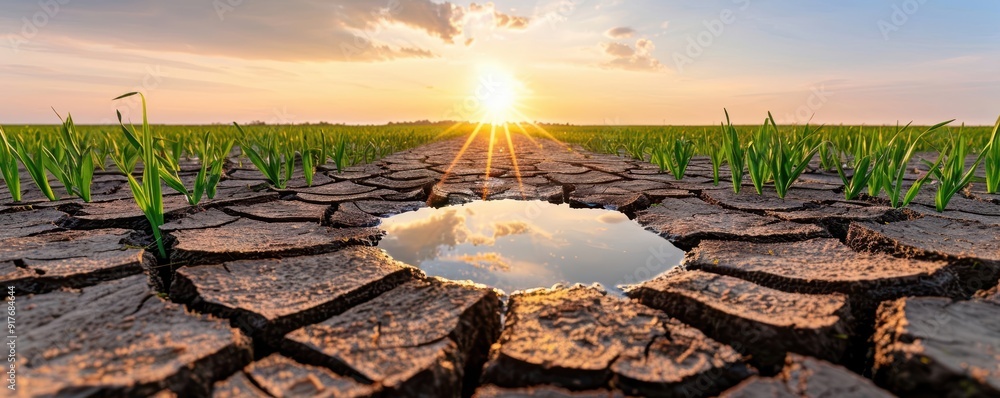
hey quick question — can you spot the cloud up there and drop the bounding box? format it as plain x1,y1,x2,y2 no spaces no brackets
492,221,531,238
469,2,531,30
494,12,531,30
600,38,665,72
605,27,636,39
467,220,551,246
602,42,635,58
533,0,576,26
449,252,511,272
334,0,466,43
596,212,629,224
379,208,551,265
0,0,528,62
380,208,471,265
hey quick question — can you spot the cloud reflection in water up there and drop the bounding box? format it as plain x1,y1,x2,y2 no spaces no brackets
378,200,682,296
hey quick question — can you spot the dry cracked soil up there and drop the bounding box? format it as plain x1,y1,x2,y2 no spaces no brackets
2,133,999,397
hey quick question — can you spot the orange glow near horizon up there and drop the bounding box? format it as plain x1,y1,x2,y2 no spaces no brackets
1,1,996,126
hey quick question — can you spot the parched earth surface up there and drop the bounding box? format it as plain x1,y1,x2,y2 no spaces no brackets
3,134,999,397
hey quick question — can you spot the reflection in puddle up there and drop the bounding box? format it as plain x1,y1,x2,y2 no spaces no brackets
378,200,683,296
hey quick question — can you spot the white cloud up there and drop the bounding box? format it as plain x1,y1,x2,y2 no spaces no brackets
600,38,664,72
605,27,636,39
602,42,635,58
0,0,531,62
380,209,550,264
469,2,531,30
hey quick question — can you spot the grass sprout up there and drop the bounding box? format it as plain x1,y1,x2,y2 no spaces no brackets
878,120,953,208
236,123,292,189
9,130,58,201
721,109,746,194
925,128,984,211
650,137,694,179
111,92,168,258
0,127,21,201
45,112,95,201
765,115,822,199
836,149,876,201
745,120,773,195
984,115,1000,193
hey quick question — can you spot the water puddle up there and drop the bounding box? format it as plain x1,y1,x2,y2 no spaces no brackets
378,200,683,296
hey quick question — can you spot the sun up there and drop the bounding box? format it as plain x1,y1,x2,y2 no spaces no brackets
476,69,523,125
436,65,575,201
483,82,516,123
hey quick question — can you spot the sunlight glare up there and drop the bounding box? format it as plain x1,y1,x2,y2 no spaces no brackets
477,68,523,125
436,66,575,203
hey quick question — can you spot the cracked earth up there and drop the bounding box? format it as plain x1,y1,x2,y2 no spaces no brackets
3,133,999,397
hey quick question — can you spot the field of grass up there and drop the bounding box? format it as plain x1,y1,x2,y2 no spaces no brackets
543,113,1000,207
0,94,462,255
0,107,459,205
2,98,998,255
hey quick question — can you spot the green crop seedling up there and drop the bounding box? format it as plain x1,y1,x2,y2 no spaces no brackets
111,92,168,258
836,149,876,201
707,142,726,186
925,129,984,212
331,135,349,173
0,106,995,213
722,109,747,194
649,143,669,173
985,115,1000,194
300,131,319,186
663,138,694,180
0,127,21,202
203,133,236,200
159,132,234,205
45,112,95,201
745,118,773,195
9,130,58,201
236,123,293,189
765,115,821,199
878,120,953,208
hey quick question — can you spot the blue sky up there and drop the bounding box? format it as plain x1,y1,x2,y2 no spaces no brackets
1,0,997,124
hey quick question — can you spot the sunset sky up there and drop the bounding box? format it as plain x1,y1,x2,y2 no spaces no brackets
1,0,998,125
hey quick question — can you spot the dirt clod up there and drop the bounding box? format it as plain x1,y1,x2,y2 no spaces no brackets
873,297,1000,397
20,275,252,396
482,285,754,396
627,269,853,371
